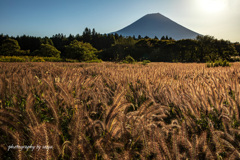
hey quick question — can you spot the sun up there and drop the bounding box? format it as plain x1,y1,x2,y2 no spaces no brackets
198,0,227,13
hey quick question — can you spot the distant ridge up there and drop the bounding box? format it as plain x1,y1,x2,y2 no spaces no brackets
111,13,200,40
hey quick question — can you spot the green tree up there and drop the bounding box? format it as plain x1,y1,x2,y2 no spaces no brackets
234,43,240,55
50,33,68,55
196,35,217,62
41,37,54,46
0,38,26,56
197,35,237,62
16,35,42,52
123,55,135,63
138,35,142,39
176,39,198,62
64,40,98,61
161,36,166,40
104,36,136,61
215,39,237,60
82,27,91,43
33,44,61,57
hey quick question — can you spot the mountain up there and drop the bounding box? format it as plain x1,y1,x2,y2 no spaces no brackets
111,13,200,40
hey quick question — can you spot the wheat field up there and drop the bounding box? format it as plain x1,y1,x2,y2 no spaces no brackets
1,62,240,159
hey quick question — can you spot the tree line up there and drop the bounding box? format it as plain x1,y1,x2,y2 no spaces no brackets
0,27,239,62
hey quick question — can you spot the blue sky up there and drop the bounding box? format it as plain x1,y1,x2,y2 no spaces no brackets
0,0,240,42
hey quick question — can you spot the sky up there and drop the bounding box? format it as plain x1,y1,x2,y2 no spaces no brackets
0,0,239,42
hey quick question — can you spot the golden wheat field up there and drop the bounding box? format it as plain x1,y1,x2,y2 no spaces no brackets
1,62,240,159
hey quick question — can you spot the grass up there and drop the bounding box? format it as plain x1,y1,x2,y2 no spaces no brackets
0,56,79,62
1,62,240,159
206,59,231,67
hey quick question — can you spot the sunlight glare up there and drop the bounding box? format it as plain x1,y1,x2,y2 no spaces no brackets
199,0,227,13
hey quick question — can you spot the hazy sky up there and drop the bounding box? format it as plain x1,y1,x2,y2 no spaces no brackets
0,0,239,42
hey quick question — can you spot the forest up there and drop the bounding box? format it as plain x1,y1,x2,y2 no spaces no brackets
0,27,240,63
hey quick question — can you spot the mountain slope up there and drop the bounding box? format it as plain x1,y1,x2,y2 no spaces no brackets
111,13,200,40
